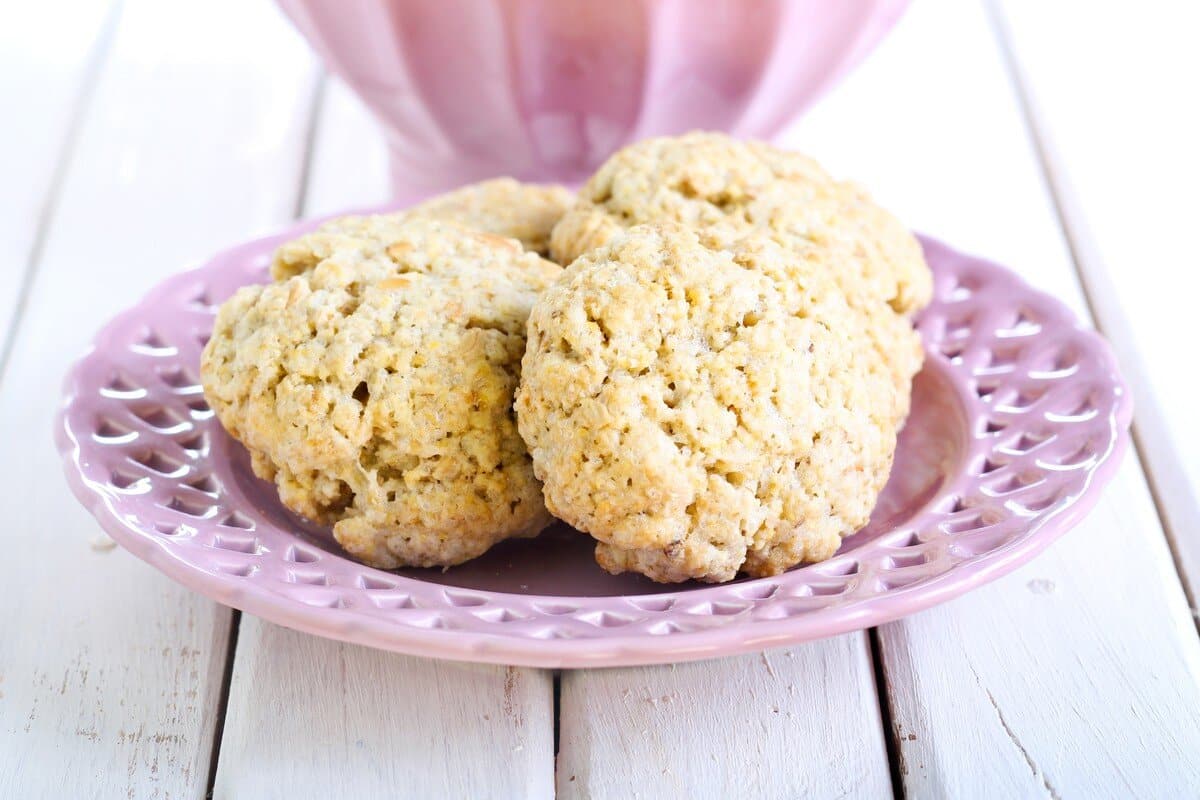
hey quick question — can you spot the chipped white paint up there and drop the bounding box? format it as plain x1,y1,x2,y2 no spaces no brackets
211,77,556,800
558,634,893,799
794,0,1200,795
0,0,316,796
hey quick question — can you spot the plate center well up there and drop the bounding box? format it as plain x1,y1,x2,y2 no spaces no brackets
227,357,968,597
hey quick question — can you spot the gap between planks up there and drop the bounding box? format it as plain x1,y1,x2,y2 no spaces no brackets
204,610,241,800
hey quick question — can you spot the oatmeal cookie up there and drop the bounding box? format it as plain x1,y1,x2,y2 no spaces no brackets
406,178,572,257
272,181,570,284
549,132,931,315
203,216,560,569
517,224,920,583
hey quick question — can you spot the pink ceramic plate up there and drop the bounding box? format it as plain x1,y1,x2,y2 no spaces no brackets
57,207,1131,667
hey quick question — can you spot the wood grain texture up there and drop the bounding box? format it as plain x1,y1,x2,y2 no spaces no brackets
210,76,556,800
991,0,1200,605
0,0,116,354
558,635,893,799
790,0,1200,795
213,621,554,800
0,1,317,797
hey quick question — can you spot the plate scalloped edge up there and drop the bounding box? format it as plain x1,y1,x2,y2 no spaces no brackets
55,221,1132,668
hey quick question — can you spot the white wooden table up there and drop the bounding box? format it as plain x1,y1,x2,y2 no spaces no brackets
3,1,1199,797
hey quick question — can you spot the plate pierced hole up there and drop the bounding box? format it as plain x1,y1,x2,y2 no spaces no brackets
154,521,191,537
166,496,216,518
945,273,983,301
1030,345,1080,378
883,551,929,570
132,330,176,356
1008,431,1052,454
1046,394,1100,423
997,310,1041,338
178,432,208,456
176,474,214,494
979,457,1005,476
133,405,190,433
814,559,859,578
942,511,998,534
110,468,150,493
986,471,1043,495
1011,492,1059,514
408,615,450,630
975,381,999,402
218,563,257,578
951,526,1019,558
533,601,580,616
358,574,398,591
1007,386,1049,411
287,570,328,586
369,593,413,610
444,591,488,607
981,343,1023,372
943,311,976,338
472,607,523,623
101,372,146,399
943,495,968,514
185,398,212,419
808,582,849,597
220,511,254,530
878,573,924,591
160,366,201,391
284,545,320,563
939,340,966,361
711,601,750,616
628,596,677,612
736,582,779,601
94,416,137,444
190,289,215,310
131,449,186,476
298,593,340,609
885,530,921,548
578,610,634,627
648,621,682,635
212,534,258,554
1040,442,1097,469
984,419,1007,435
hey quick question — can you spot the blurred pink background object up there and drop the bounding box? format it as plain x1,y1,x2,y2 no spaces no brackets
276,0,910,194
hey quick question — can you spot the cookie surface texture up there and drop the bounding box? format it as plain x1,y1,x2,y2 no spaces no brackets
204,216,559,569
518,224,918,583
549,132,932,315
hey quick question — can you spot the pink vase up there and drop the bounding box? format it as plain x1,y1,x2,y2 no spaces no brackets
277,0,910,194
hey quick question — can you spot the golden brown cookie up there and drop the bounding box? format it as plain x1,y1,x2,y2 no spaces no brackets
517,223,921,583
549,132,932,315
204,216,560,569
408,178,572,257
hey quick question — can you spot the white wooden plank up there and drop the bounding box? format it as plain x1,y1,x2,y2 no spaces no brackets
788,0,1200,795
214,622,554,800
558,634,892,800
0,0,116,353
212,75,556,800
303,78,391,217
0,1,317,797
992,0,1200,605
